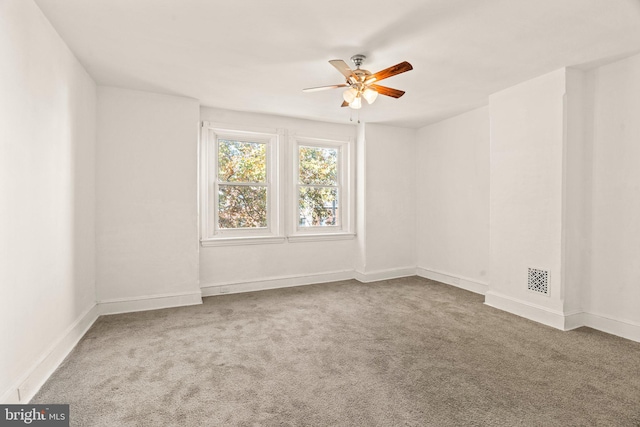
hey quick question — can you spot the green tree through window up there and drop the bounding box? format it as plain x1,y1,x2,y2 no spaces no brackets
217,139,267,228
298,146,339,227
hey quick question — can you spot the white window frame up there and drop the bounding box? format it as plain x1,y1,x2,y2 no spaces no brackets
288,134,355,242
200,122,284,246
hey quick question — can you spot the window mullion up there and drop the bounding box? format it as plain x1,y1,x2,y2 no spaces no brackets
218,181,268,187
297,184,338,189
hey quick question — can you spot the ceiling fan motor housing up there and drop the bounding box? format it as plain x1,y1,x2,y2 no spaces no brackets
350,54,366,69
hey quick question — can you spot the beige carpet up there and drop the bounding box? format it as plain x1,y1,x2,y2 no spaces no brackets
33,277,640,426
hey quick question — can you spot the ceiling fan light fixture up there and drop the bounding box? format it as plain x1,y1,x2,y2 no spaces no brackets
304,55,412,111
362,87,378,104
343,87,358,103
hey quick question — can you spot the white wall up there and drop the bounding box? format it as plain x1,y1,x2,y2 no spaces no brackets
199,107,357,289
358,124,416,278
416,107,489,290
587,53,640,328
355,123,367,273
487,69,567,321
0,0,96,402
415,62,639,340
562,68,589,316
96,87,200,306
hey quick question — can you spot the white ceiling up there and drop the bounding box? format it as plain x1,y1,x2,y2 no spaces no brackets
35,0,640,128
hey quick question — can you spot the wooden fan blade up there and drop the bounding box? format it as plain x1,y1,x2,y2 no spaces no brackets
341,100,349,108
371,61,413,82
329,59,356,80
370,84,405,98
303,84,348,92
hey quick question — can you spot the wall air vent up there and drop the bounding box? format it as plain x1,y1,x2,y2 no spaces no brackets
527,268,549,295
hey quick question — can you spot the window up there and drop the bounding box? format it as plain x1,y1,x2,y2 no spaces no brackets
290,136,354,240
200,123,283,246
298,145,339,227
200,123,354,246
218,139,267,228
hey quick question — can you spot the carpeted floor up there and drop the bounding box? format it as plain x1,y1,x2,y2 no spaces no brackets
33,277,640,426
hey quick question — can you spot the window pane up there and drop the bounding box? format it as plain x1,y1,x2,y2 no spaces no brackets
299,146,337,185
299,187,339,227
218,139,266,183
218,185,267,228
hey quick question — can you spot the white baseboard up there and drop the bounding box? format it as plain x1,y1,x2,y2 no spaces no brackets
98,291,203,315
354,267,416,283
484,291,640,342
0,304,100,404
201,270,354,297
484,290,568,330
416,267,488,295
563,311,587,331
580,312,640,343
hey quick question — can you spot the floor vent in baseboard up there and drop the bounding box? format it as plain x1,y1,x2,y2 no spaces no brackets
527,268,549,295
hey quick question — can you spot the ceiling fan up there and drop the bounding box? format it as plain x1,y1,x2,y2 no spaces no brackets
303,54,413,109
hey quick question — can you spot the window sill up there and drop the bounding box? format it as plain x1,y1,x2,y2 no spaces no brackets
201,236,286,247
287,233,356,243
